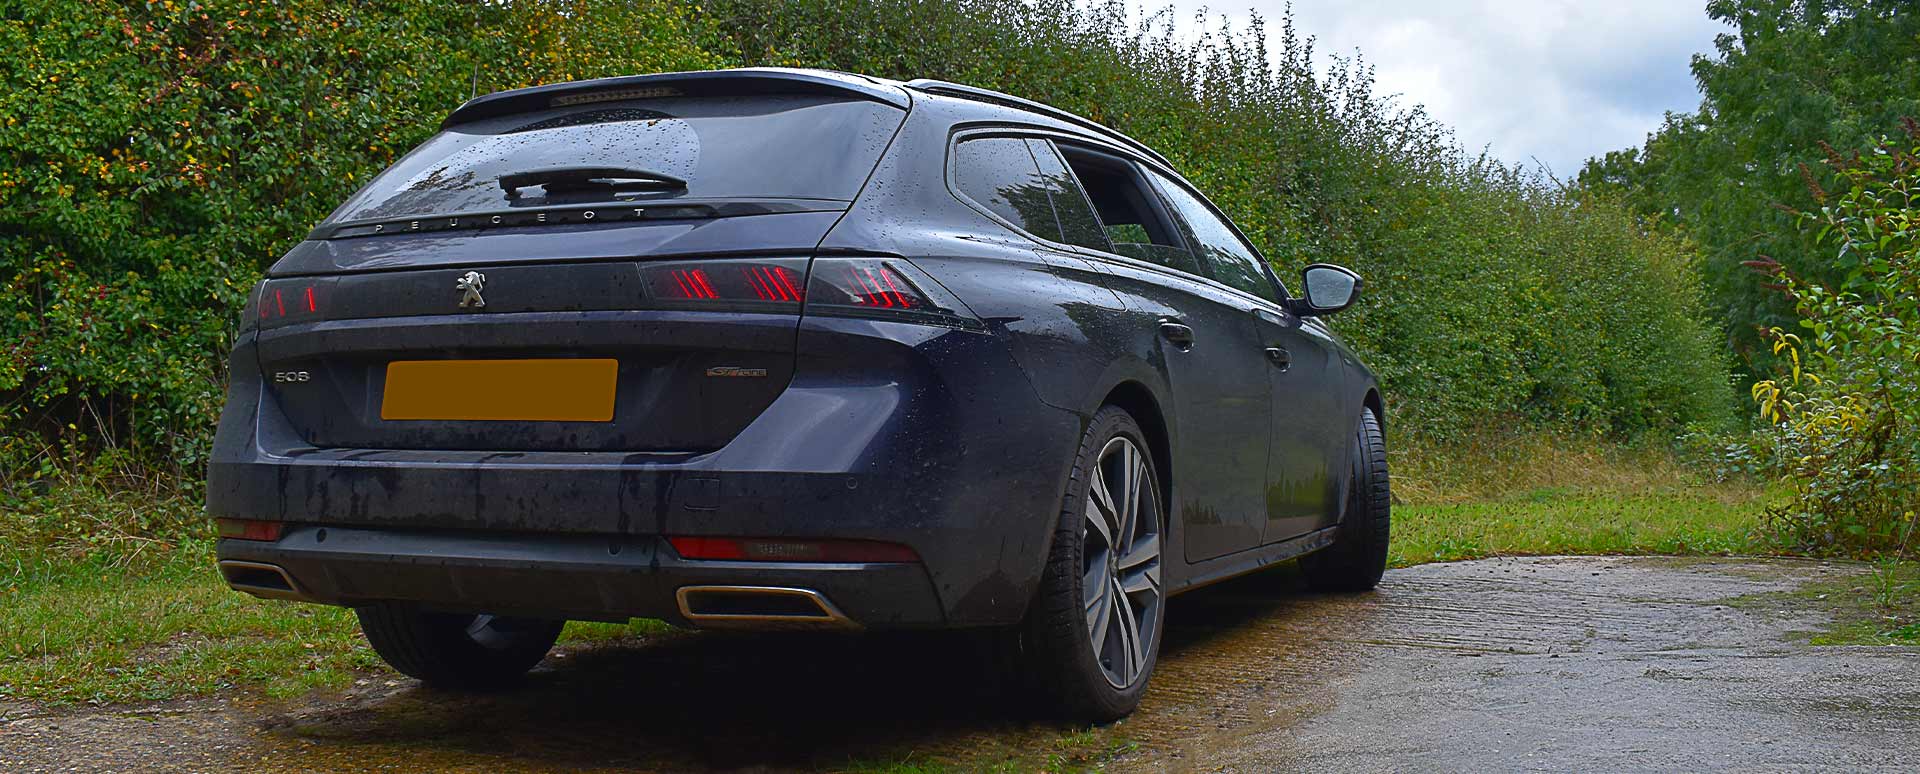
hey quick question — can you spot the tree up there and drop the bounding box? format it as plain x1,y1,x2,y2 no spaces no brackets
1581,0,1920,370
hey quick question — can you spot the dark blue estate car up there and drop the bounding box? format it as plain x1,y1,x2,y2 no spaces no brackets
208,68,1389,720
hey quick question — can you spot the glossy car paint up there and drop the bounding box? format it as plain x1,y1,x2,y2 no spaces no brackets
208,69,1380,629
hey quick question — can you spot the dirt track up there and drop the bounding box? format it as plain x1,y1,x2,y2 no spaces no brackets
4,556,1916,772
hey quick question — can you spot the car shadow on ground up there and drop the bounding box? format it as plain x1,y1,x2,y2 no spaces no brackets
258,567,1341,771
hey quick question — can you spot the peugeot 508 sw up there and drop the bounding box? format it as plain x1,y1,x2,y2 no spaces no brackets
208,68,1388,721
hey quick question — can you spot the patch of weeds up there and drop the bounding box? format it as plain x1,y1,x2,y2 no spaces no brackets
1721,560,1920,646
1805,561,1920,646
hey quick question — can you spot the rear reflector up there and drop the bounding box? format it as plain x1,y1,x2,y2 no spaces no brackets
668,536,920,563
216,519,285,542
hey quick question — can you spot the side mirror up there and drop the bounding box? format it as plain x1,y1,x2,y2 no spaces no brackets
1294,264,1363,316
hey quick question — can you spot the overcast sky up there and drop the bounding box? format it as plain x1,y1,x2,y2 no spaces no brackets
1159,0,1729,178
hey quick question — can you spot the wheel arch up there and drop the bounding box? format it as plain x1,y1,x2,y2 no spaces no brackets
1101,380,1174,519
1363,388,1386,439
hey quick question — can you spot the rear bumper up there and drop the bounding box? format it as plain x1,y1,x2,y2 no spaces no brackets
216,527,945,627
207,315,1086,627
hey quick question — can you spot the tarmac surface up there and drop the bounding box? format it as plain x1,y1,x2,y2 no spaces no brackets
4,556,1915,771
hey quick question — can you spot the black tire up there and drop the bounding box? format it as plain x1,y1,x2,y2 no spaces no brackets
1301,407,1391,592
1018,405,1167,722
355,603,563,690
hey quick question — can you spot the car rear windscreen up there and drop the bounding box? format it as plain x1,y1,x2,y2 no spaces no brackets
323,93,904,225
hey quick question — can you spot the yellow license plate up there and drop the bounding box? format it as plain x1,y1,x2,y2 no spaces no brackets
380,359,618,422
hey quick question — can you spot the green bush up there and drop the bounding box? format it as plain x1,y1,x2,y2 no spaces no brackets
1750,125,1920,555
0,0,725,475
2,0,1732,490
710,0,1734,438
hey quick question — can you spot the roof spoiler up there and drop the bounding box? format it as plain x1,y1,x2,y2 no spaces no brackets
904,79,1172,168
443,68,911,128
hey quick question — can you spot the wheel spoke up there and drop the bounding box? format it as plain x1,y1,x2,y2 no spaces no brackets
1115,444,1138,553
1087,582,1113,655
1113,577,1143,682
1084,498,1113,550
1117,532,1159,572
1121,563,1162,598
1084,559,1109,612
1087,465,1118,544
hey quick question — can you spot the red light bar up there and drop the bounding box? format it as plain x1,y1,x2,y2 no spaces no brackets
668,536,919,563
641,260,807,306
216,518,285,542
255,279,329,328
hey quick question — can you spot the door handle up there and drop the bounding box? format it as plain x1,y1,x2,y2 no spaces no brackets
1159,320,1195,348
1265,347,1292,370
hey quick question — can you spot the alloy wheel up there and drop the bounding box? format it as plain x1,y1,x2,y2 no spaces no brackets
1081,435,1163,689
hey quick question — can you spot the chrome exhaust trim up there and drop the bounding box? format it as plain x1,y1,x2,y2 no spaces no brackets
217,560,310,602
675,585,858,629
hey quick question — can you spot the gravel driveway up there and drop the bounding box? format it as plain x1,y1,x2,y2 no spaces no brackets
4,556,1915,771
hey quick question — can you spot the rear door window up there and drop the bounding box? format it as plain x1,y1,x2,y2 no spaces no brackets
1026,139,1113,252
1052,144,1203,277
324,94,904,224
1147,171,1284,304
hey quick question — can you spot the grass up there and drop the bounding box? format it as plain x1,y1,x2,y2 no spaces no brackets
0,543,676,705
0,431,1782,710
1389,431,1766,566
1801,560,1920,646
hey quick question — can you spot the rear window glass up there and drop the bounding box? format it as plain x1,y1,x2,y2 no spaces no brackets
325,94,903,224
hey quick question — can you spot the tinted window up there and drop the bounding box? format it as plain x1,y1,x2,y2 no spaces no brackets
1149,172,1280,302
325,94,903,223
1027,139,1112,252
952,137,1063,240
1054,145,1203,276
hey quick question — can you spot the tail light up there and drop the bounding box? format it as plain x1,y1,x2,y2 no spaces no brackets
253,278,333,329
804,257,975,326
639,258,808,310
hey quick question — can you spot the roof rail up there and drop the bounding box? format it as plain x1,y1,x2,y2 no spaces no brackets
903,79,1171,167
444,68,910,128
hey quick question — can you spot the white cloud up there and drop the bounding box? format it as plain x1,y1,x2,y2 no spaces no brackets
1159,0,1727,176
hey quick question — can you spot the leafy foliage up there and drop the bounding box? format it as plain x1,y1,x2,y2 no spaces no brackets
0,0,724,476
1580,0,1920,370
1,0,1732,492
696,0,1733,438
1749,125,1920,555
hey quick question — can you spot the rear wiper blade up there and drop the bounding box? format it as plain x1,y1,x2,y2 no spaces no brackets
499,166,688,197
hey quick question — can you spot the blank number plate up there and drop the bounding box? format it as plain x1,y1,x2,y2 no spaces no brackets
380,359,618,422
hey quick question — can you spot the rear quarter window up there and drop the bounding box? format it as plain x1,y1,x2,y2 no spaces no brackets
951,136,1062,241
325,94,904,224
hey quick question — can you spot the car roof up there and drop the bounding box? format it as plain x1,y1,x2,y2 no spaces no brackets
901,79,1171,167
442,68,912,127
443,68,1169,167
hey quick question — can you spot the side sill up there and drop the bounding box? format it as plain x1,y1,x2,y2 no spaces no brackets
1169,526,1341,597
